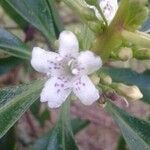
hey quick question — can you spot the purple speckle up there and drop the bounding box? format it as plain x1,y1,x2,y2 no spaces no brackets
61,84,64,87
82,83,85,86
57,89,60,93
57,77,62,80
55,83,59,87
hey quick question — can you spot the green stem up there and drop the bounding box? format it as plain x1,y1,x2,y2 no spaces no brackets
121,30,150,49
58,96,71,126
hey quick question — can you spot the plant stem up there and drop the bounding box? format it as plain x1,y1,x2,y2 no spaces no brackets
58,96,71,126
58,96,72,150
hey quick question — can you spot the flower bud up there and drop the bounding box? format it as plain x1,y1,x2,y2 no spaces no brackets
116,83,143,100
90,74,100,85
134,48,150,60
100,75,112,85
118,47,133,61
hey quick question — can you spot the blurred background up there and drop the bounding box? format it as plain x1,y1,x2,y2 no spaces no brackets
0,2,150,150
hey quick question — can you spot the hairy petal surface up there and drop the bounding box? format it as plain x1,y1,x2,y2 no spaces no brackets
58,30,79,57
40,77,72,108
73,75,100,105
76,50,102,75
31,47,61,74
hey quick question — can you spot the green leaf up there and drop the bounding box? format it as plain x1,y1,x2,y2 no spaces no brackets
117,136,127,150
105,101,150,150
32,100,78,150
30,100,50,126
0,1,28,30
5,0,57,42
0,79,44,138
101,67,150,104
32,118,89,150
0,127,16,150
0,28,30,59
71,118,90,134
0,57,23,75
78,25,95,50
46,0,64,37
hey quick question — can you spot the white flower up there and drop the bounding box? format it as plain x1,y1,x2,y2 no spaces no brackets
31,31,102,108
99,0,118,23
86,0,118,24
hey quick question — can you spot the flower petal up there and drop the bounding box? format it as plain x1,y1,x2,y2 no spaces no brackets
99,0,118,23
31,47,62,75
40,77,72,108
76,50,102,75
73,76,100,105
58,30,79,57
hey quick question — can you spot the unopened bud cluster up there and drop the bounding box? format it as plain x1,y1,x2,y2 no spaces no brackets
99,73,143,103
113,83,143,101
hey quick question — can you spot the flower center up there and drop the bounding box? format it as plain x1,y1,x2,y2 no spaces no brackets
67,59,78,75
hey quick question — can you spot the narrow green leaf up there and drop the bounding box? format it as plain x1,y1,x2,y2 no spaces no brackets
78,25,95,50
71,118,90,134
117,136,127,150
0,57,23,75
0,28,30,59
5,0,57,42
32,118,88,150
0,83,31,108
32,99,78,150
105,101,150,150
30,100,50,126
0,79,44,138
0,127,16,150
0,1,28,30
101,67,150,104
46,0,64,37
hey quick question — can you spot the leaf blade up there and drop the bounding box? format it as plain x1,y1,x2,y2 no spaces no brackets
0,80,44,138
0,1,28,30
5,0,57,42
32,100,78,150
105,101,150,150
0,28,30,59
0,57,23,75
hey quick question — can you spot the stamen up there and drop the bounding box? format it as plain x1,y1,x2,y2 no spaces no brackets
68,60,73,66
